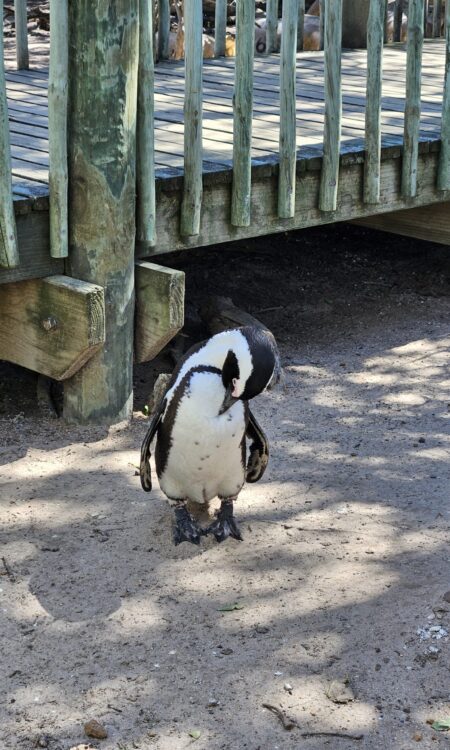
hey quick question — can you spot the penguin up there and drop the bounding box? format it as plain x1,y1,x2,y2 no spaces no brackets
140,326,280,545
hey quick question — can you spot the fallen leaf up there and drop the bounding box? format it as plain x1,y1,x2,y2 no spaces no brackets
189,729,201,740
432,718,450,731
217,602,244,611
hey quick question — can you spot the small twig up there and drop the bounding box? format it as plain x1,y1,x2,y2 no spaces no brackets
262,704,363,740
1,557,16,582
300,731,363,740
107,703,123,713
262,703,298,730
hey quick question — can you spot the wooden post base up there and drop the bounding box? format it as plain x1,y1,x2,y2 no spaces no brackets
0,275,105,380
352,201,450,245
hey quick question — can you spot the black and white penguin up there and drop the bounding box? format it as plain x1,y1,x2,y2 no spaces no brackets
140,326,280,545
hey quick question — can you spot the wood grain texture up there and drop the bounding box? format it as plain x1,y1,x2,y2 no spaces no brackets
158,0,170,60
266,0,280,53
215,0,228,56
0,275,105,380
180,0,203,236
231,0,255,226
353,200,450,243
14,0,29,70
319,0,342,212
135,261,185,362
48,0,68,258
437,0,450,189
364,0,384,203
278,0,299,217
137,0,156,247
0,29,19,268
402,0,424,198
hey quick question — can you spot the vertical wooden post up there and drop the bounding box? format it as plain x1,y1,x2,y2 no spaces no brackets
215,0,228,56
231,0,255,227
14,0,29,70
364,0,384,203
319,0,342,212
342,0,370,48
437,0,450,189
158,0,171,59
137,0,156,248
278,0,299,217
433,0,442,36
0,27,19,268
297,0,304,51
394,0,403,42
401,0,424,198
49,0,69,259
319,0,325,50
64,1,139,424
266,0,279,53
180,0,203,237
424,0,429,37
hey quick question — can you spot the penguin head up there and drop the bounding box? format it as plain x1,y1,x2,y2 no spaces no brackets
219,326,280,413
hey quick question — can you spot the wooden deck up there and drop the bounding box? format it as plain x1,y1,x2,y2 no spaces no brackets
2,37,449,282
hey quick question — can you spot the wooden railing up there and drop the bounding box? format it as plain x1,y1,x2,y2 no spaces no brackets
1,0,450,270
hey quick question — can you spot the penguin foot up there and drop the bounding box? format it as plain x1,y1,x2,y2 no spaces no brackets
207,499,243,543
173,505,204,546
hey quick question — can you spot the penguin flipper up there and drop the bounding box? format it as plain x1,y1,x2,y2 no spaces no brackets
245,408,269,483
140,398,166,492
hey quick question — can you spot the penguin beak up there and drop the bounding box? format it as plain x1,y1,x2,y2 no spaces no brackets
219,385,239,415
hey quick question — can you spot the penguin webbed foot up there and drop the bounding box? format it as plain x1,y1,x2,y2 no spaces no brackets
173,504,205,546
207,499,243,543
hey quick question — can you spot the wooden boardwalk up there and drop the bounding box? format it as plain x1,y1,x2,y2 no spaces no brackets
2,37,449,283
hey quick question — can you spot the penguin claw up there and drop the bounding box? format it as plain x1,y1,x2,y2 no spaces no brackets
207,501,243,543
173,506,205,546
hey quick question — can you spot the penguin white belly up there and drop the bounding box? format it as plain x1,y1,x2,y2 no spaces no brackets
158,397,246,504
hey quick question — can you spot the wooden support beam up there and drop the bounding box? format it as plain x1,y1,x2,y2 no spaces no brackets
0,275,105,380
135,262,185,363
137,0,156,249
65,1,139,424
231,0,255,226
14,0,29,70
364,0,384,204
402,0,424,198
437,0,450,190
278,0,299,218
319,0,342,212
352,201,450,244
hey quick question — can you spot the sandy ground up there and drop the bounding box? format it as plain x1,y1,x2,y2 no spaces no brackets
1,223,450,750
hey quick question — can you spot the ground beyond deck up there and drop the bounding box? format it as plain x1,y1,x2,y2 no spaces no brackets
2,38,449,282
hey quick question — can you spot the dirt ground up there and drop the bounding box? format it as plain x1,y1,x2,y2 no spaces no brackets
1,223,450,750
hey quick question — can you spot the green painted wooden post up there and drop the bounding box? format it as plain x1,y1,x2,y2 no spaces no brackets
64,1,139,424
231,0,255,227
180,0,203,236
433,0,442,37
48,0,69,259
297,0,304,52
215,0,228,56
137,0,156,248
364,0,384,204
319,0,325,50
0,29,19,268
266,0,279,53
401,0,424,199
278,0,299,217
437,0,450,189
394,0,403,42
158,0,170,60
319,0,342,212
14,0,29,70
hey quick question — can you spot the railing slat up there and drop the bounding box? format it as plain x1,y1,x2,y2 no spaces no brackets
158,0,170,60
231,0,255,227
394,0,403,42
401,0,424,199
364,0,385,204
433,0,442,37
48,0,69,259
215,0,228,56
14,0,29,70
437,0,450,189
278,0,299,217
266,0,279,53
0,26,19,268
180,0,203,236
137,0,156,247
319,0,325,50
319,0,342,213
297,0,304,52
